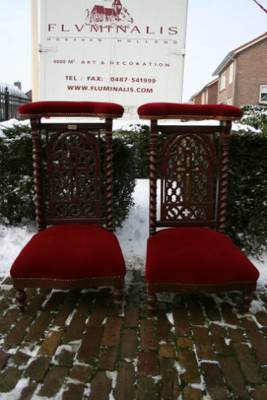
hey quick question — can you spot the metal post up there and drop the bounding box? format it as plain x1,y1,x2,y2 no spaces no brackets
4,88,9,121
31,0,39,101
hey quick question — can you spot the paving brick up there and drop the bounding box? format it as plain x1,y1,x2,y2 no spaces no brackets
38,365,69,397
101,317,122,346
247,330,267,365
193,326,216,361
159,358,180,400
218,355,250,399
25,292,47,315
157,311,173,341
188,297,206,326
77,326,103,363
210,323,233,354
53,291,81,326
114,361,135,400
56,348,75,367
98,347,117,370
136,376,159,400
228,327,245,342
242,318,259,331
0,367,22,392
140,319,158,350
0,349,10,370
76,291,95,314
88,304,108,327
202,362,229,400
177,336,193,349
24,356,51,381
63,383,85,400
183,386,203,400
12,350,30,366
120,329,138,359
63,314,86,343
251,385,267,400
38,329,63,356
123,306,139,327
19,381,38,400
220,303,241,326
69,364,91,383
26,311,53,342
88,371,112,400
4,316,32,348
43,290,67,311
38,365,68,397
173,307,191,335
159,343,176,358
254,311,267,327
0,309,20,334
178,348,200,383
202,296,222,321
138,352,157,376
234,343,264,383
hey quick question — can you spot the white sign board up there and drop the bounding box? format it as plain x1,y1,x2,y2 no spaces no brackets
39,0,188,119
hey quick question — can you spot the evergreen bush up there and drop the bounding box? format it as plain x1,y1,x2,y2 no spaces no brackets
226,105,267,257
0,124,35,224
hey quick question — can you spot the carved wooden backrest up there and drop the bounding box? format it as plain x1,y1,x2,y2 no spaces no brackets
31,119,113,232
149,121,232,236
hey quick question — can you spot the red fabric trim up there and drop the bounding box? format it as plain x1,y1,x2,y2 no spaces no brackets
146,227,259,285
138,103,243,120
10,224,126,280
18,101,124,118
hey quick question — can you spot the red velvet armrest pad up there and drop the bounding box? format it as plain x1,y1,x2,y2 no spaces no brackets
19,101,124,119
138,103,243,121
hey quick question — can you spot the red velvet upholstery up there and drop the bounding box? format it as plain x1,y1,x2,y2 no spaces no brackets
146,228,259,286
11,225,126,282
18,101,124,119
138,103,243,120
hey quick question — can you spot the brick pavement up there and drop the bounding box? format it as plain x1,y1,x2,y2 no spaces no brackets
0,270,267,399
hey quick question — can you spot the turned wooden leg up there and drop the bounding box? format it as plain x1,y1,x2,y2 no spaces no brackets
113,287,123,308
243,291,253,313
16,289,27,313
147,292,157,312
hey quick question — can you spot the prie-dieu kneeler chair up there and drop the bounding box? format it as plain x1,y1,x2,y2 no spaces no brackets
11,101,126,312
138,102,259,312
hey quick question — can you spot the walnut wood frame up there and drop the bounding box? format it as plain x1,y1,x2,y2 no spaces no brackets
13,117,124,311
147,119,257,312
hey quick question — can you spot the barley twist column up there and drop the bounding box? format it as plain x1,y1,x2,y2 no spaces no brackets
149,120,158,237
217,121,231,233
105,118,113,232
31,118,45,231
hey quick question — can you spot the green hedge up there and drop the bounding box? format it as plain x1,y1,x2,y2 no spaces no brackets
226,105,267,257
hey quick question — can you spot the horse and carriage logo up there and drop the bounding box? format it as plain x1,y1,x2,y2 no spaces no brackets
85,0,133,26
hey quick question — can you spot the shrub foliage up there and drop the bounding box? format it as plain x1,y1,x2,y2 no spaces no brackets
226,105,267,257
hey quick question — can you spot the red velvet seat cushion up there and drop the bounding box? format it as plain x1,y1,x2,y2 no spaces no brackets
11,225,126,281
18,101,124,119
138,103,243,121
146,228,259,285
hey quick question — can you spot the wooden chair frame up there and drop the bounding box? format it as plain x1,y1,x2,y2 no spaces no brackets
145,117,257,311
12,103,125,312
